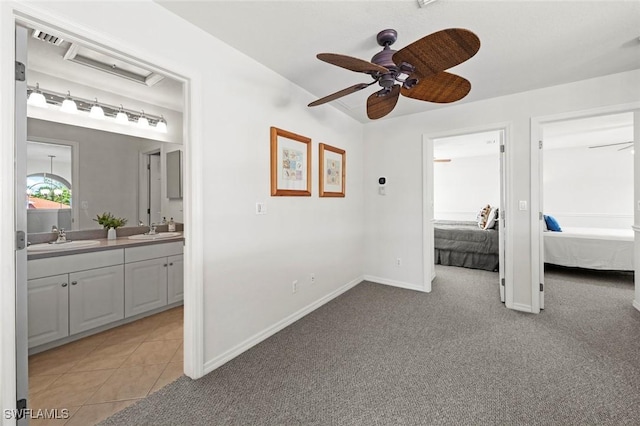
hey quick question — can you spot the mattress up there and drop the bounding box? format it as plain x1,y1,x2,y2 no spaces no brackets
434,220,499,271
543,227,634,271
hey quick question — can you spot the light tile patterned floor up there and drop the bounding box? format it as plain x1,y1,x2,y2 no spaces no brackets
28,306,184,426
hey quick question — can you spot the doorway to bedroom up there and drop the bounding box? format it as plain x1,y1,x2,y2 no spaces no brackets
537,111,635,309
426,127,507,303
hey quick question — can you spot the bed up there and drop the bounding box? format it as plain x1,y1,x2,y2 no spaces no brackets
434,220,499,271
544,227,634,271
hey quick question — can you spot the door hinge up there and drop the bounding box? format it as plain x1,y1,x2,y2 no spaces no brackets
147,208,151,214
539,140,543,149
540,283,544,292
500,144,505,153
16,230,26,250
15,61,25,81
501,278,505,287
16,398,27,419
147,164,151,170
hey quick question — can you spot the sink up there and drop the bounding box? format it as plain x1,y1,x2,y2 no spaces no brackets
128,232,182,240
28,240,101,252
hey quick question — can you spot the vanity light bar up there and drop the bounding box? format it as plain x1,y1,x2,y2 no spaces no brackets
26,85,168,131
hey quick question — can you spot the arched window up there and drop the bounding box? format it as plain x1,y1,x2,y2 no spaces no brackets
26,173,72,209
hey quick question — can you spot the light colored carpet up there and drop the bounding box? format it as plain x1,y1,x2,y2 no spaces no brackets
101,265,640,425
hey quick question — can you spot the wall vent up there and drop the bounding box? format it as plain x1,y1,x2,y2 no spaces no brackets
32,29,64,46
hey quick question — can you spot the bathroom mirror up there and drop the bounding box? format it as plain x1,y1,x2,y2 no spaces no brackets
27,120,184,234
166,150,182,199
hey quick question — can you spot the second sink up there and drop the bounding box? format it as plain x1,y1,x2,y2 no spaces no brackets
128,232,182,240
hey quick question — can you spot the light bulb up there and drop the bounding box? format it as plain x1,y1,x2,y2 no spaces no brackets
60,91,78,114
89,98,105,119
115,105,129,124
155,115,167,133
27,83,48,108
137,110,149,128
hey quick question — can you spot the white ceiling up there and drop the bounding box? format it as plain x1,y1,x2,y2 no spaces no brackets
156,0,640,123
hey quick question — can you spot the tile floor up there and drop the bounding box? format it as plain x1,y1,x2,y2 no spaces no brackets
28,305,184,426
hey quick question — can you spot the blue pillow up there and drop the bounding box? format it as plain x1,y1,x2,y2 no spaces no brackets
544,215,562,232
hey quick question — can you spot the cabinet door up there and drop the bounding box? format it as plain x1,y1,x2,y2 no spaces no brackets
167,254,184,304
69,265,124,334
27,274,69,348
124,258,168,317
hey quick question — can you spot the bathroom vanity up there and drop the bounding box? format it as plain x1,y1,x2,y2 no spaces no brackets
26,235,183,352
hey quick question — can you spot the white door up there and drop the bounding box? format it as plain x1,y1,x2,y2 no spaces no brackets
15,24,29,423
499,130,506,303
149,153,162,225
423,136,435,290
27,275,69,347
167,254,184,304
124,258,168,317
538,138,545,310
69,265,125,334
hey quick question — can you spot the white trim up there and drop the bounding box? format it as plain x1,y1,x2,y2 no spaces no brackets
633,300,640,312
633,225,640,233
204,276,363,374
363,275,427,293
530,102,640,315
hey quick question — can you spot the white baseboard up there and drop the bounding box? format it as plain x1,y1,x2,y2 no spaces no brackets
203,276,363,375
363,275,426,293
512,303,533,313
633,300,640,313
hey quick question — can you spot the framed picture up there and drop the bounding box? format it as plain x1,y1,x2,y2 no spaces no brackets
319,143,346,197
270,127,312,196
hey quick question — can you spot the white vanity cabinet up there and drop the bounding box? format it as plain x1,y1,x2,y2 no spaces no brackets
167,254,184,304
124,242,183,318
27,274,69,347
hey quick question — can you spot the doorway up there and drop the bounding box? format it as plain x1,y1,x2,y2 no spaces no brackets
532,109,637,311
7,6,203,423
423,125,511,302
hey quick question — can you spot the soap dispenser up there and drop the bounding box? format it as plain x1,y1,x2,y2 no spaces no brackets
168,217,176,232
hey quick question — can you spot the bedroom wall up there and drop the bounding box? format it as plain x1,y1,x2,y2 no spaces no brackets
363,69,640,312
1,0,364,380
434,154,500,222
543,146,634,229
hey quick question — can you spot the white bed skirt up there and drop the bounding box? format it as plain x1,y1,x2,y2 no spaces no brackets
544,227,634,271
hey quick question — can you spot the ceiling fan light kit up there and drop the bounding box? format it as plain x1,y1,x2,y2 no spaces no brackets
308,27,480,120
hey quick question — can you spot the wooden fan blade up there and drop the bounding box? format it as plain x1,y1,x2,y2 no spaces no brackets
308,83,372,107
367,85,400,120
393,28,480,78
317,53,389,74
401,72,471,103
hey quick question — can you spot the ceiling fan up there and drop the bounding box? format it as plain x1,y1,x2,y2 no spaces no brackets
308,28,480,120
588,141,634,151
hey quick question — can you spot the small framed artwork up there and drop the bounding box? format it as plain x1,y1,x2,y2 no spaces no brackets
319,143,346,197
270,127,312,196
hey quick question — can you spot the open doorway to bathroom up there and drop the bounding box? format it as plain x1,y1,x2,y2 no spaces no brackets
14,14,192,425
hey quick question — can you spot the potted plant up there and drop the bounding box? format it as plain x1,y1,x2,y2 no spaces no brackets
94,212,127,240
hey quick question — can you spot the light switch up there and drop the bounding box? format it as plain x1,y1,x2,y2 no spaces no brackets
519,200,527,211
256,202,267,215
378,186,386,196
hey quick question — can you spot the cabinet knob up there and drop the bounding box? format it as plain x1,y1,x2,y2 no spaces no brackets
71,281,78,285
164,264,168,267
61,282,68,287
169,263,173,266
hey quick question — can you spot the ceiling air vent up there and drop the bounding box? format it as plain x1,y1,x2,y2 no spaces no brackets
32,29,64,46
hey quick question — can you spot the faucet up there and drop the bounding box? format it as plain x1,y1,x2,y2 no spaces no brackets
148,223,157,235
55,228,67,244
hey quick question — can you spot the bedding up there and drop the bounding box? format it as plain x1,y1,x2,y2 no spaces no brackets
434,220,499,271
544,227,634,271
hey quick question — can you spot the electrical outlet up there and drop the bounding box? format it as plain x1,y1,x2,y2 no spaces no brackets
292,280,298,293
310,273,315,284
396,258,402,267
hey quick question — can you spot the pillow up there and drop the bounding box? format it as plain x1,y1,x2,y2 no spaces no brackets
476,204,492,229
484,207,498,230
544,215,562,232
542,217,549,232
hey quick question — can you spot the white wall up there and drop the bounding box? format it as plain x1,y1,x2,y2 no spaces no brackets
543,146,633,229
434,154,500,221
9,1,365,373
364,69,640,311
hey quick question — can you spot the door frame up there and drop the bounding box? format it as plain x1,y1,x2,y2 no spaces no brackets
530,102,640,313
1,2,206,417
422,122,513,306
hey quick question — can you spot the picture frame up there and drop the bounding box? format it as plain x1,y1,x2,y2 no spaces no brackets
319,143,346,197
270,127,312,196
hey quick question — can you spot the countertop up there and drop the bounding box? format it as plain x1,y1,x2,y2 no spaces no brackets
27,233,184,260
